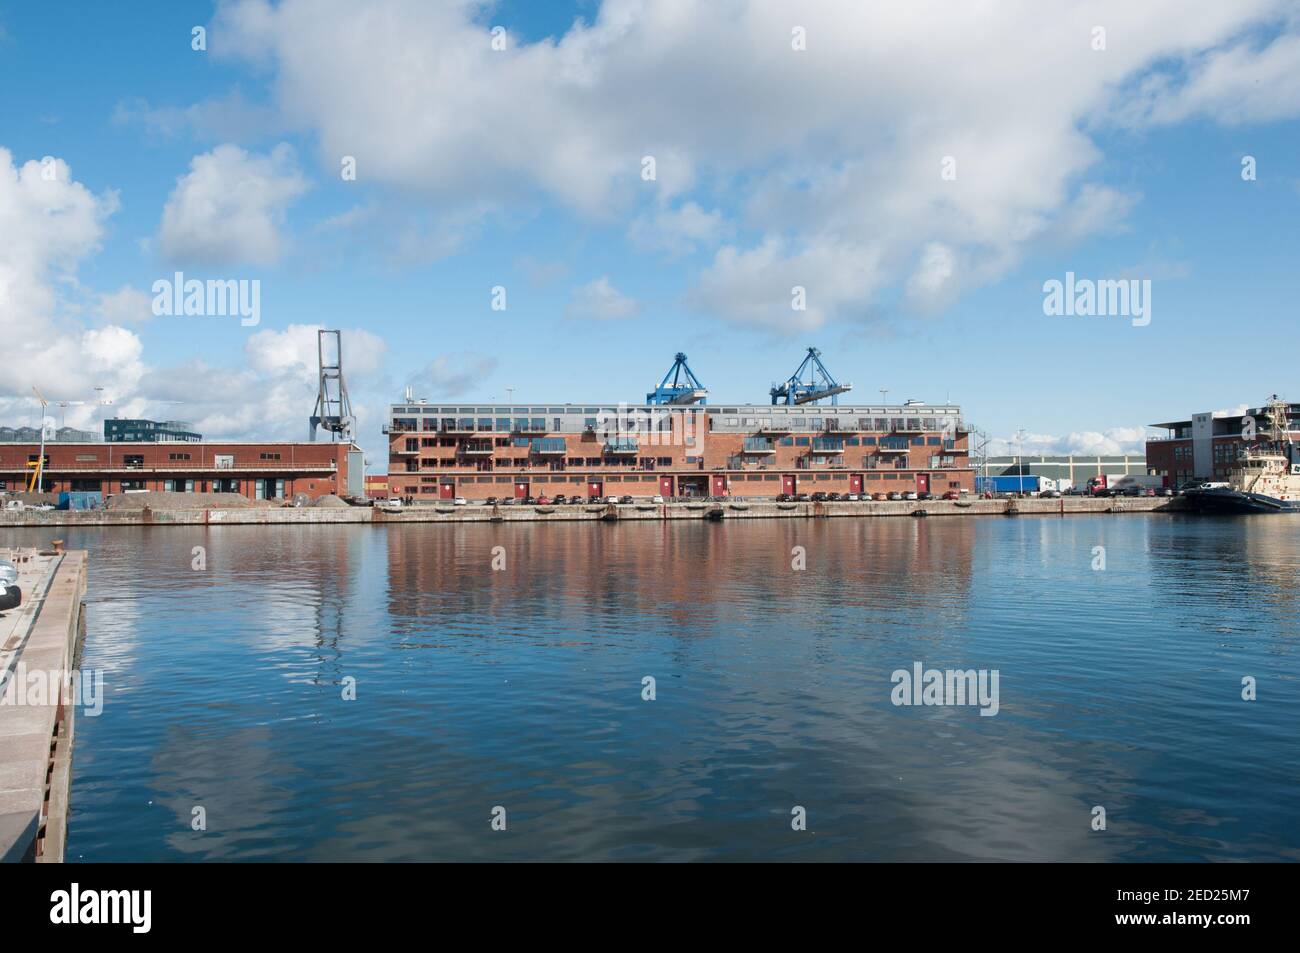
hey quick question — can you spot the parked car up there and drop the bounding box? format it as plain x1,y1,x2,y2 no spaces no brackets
775,493,791,502
794,492,810,502
827,492,842,501
917,491,932,501
484,496,498,505
942,490,960,500
651,495,665,503
500,497,515,505
873,492,887,501
1039,489,1061,498
1155,486,1172,497
845,493,859,501
903,491,918,501
619,494,634,504
887,491,903,501
535,495,550,505
811,491,828,502
453,497,468,506
552,494,566,504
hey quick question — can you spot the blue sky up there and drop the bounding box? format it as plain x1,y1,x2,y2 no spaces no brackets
2,0,1299,464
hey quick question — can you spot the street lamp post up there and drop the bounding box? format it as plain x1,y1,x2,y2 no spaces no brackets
1015,428,1027,497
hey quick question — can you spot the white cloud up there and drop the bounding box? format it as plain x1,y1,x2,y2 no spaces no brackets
209,0,1296,330
0,147,391,443
566,276,641,320
0,148,136,409
687,238,883,332
989,427,1151,457
95,285,154,324
628,201,727,257
1119,31,1300,127
158,143,308,266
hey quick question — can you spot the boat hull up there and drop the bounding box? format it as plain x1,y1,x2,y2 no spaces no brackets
1182,488,1300,514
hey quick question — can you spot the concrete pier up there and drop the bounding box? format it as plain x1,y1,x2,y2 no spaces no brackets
0,548,87,863
0,496,1187,528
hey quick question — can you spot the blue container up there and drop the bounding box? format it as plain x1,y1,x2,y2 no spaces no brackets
57,491,104,511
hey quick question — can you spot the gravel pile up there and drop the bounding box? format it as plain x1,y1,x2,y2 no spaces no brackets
105,491,278,510
310,494,350,508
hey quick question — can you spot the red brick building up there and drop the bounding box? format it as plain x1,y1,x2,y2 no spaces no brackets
1147,402,1300,486
0,441,363,500
387,402,973,500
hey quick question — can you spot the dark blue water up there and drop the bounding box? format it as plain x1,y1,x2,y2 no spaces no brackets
7,514,1298,861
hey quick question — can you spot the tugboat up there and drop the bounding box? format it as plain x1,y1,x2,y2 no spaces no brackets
1183,396,1300,514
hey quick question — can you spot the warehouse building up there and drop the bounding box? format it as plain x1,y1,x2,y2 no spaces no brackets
983,454,1149,490
0,440,364,500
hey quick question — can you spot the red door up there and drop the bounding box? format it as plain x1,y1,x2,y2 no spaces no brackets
916,473,930,495
711,475,728,497
659,476,674,498
588,480,603,499
850,473,863,495
439,481,455,500
514,481,529,499
782,474,796,496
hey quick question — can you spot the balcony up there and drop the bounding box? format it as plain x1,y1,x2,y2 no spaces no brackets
821,420,855,434
513,420,549,434
890,421,925,434
531,438,567,455
811,438,844,452
460,442,495,455
875,444,910,454
604,439,639,454
741,438,776,454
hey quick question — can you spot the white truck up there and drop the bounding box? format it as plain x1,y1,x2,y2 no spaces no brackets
1086,473,1163,496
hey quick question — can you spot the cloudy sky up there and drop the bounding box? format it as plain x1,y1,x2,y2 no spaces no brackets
2,0,1299,463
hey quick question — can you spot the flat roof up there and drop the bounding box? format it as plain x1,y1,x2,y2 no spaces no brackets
390,403,960,413
0,441,363,448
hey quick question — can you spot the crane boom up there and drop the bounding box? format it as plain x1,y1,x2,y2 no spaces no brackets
647,352,708,405
769,347,853,405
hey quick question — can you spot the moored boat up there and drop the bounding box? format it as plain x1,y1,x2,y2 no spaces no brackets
1183,396,1300,514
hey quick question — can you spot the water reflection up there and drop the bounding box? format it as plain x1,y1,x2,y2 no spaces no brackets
4,515,1296,861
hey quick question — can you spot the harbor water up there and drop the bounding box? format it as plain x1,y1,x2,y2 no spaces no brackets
5,514,1298,861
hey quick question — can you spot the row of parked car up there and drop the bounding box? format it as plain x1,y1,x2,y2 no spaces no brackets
775,490,961,502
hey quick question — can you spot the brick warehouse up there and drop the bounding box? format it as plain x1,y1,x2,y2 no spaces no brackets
1147,401,1300,486
387,402,973,500
0,441,364,500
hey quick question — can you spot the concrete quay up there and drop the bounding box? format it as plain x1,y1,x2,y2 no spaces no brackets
0,547,87,863
0,495,1185,527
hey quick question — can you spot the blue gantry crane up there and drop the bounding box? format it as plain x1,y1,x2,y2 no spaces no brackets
647,353,708,405
769,347,853,405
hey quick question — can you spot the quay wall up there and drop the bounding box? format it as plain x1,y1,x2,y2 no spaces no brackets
0,497,1186,528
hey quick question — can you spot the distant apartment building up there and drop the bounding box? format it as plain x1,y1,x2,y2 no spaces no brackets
1147,402,1300,485
387,401,973,500
0,425,99,443
103,418,203,443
